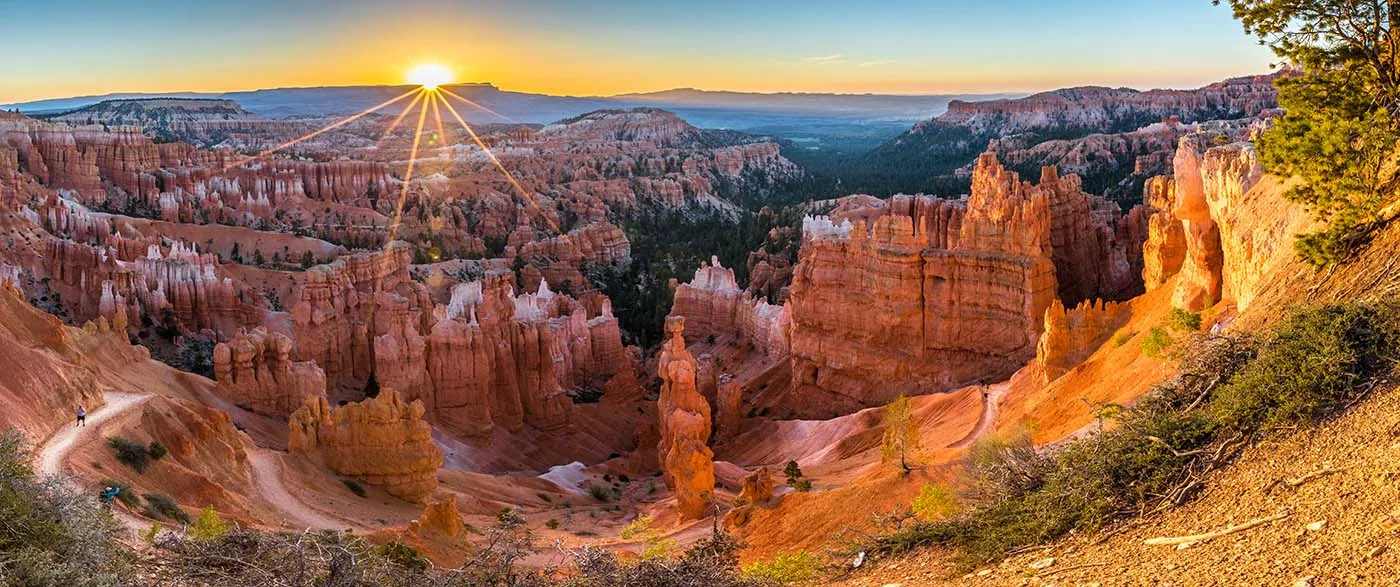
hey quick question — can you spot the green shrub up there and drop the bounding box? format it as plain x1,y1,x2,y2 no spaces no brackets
375,540,429,572
107,437,150,472
1168,308,1203,332
1112,330,1135,347
1140,327,1173,358
783,460,803,486
99,479,141,508
1208,301,1400,431
620,514,675,560
791,479,812,492
190,506,230,541
142,493,189,524
911,482,958,521
742,550,822,584
342,479,366,497
140,523,161,544
0,429,128,583
147,441,168,461
588,483,611,502
545,518,560,530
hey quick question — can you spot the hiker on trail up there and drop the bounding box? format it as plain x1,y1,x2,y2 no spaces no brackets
76,405,86,427
100,486,120,504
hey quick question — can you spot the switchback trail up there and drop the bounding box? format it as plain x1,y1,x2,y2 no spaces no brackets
37,391,151,531
38,390,351,532
38,391,149,477
947,381,1010,448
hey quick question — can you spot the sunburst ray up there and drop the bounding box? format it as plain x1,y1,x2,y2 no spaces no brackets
438,94,561,233
378,89,427,142
428,91,449,150
438,87,512,122
222,88,418,171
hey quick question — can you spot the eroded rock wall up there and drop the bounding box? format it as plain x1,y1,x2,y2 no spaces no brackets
787,153,1138,412
288,388,443,503
213,328,327,418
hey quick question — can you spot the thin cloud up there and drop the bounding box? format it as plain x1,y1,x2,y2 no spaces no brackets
803,54,846,64
857,59,897,67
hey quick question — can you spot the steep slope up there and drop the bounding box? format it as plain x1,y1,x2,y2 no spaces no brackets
834,377,1400,586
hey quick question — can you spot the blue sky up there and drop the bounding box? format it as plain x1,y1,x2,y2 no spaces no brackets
0,0,1275,102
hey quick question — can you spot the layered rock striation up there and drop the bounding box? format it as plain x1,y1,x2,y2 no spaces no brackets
213,328,327,418
288,388,443,503
668,256,789,360
287,243,627,438
1141,133,1310,312
1035,298,1129,384
786,153,1138,412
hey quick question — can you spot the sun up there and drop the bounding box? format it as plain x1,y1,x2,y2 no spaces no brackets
406,64,453,90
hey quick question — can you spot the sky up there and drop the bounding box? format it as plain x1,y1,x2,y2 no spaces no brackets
0,0,1276,103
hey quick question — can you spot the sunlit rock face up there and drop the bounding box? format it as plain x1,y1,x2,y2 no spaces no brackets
655,316,715,520
668,256,789,361
1035,298,1129,384
288,388,443,503
32,197,259,335
1141,175,1187,290
785,152,1139,415
933,74,1280,137
1151,133,1310,313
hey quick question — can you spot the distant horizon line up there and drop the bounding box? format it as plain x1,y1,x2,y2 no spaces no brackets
3,71,1277,109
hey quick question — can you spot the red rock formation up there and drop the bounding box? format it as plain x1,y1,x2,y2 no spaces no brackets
1035,299,1129,384
715,376,743,443
656,316,715,520
787,155,1062,412
509,222,630,267
415,274,628,437
934,74,1281,137
974,119,1191,187
288,388,443,503
1035,165,1139,302
668,256,789,360
409,494,464,537
288,242,422,391
1198,142,1307,311
1141,176,1187,290
32,202,258,334
213,328,327,418
0,282,108,436
1171,135,1226,310
49,98,304,146
1141,133,1310,312
737,466,775,505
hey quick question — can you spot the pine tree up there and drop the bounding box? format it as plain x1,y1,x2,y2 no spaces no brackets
1217,0,1400,266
